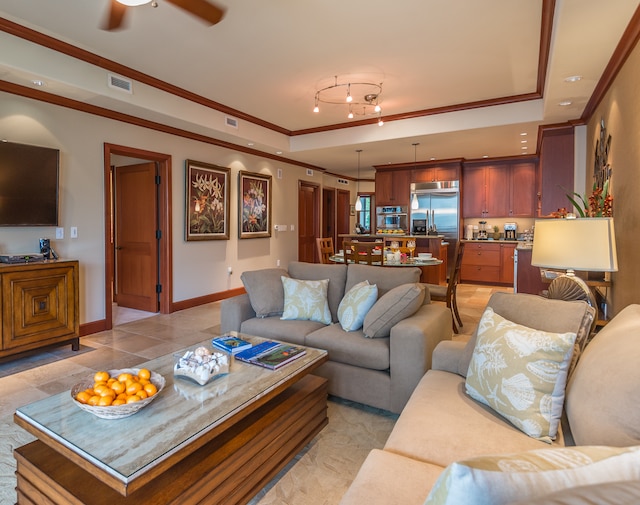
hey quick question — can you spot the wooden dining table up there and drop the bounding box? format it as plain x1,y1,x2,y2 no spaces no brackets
329,253,444,284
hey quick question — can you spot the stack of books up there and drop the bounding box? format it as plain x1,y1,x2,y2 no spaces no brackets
235,341,306,370
211,335,252,354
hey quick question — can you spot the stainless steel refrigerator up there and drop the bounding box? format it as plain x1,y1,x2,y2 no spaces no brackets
410,181,460,276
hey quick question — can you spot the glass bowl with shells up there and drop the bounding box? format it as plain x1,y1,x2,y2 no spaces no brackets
173,345,230,386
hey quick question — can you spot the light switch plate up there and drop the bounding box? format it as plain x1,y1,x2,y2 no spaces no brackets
55,227,64,239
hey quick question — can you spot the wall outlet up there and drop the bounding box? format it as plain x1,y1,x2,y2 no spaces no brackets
55,227,64,239
276,259,280,267
227,266,232,275
70,227,78,238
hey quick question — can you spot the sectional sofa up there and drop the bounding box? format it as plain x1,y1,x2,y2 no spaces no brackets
220,261,452,413
340,292,640,504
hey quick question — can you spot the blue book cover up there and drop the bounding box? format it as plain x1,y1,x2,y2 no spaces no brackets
235,340,280,362
211,335,252,354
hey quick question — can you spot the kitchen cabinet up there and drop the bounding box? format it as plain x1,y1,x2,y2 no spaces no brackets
0,260,79,358
460,241,515,285
375,169,411,206
538,125,574,216
462,161,536,218
412,161,461,183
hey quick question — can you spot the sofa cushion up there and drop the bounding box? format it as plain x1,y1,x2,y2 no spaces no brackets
424,445,640,505
240,268,289,317
281,276,331,325
508,480,640,505
240,317,321,345
363,283,426,338
288,261,347,322
384,370,566,470
337,280,378,331
345,263,422,298
305,324,390,370
565,304,640,447
457,293,593,378
465,307,576,443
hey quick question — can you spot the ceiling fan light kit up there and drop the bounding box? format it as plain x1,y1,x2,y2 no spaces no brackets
116,0,151,6
105,0,225,31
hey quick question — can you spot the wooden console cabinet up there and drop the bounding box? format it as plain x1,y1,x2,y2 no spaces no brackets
461,242,515,285
0,260,79,359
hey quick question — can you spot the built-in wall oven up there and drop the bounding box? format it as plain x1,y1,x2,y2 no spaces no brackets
376,206,408,233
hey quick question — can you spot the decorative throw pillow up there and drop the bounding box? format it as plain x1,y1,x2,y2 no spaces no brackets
337,280,378,332
240,268,289,318
280,276,331,325
363,283,425,338
424,445,640,505
465,307,577,442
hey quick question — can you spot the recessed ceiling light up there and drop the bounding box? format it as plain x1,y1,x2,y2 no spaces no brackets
430,157,436,161
564,75,583,83
31,80,45,86
558,100,573,106
521,140,527,143
275,151,283,155
520,132,527,136
247,142,254,146
482,155,489,158
521,146,528,150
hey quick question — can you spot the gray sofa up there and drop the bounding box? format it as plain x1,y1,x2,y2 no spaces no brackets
220,261,452,413
340,292,640,504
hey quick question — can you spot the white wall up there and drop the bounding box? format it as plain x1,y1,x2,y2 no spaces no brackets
0,93,356,325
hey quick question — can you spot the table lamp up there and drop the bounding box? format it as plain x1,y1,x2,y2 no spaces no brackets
531,217,618,328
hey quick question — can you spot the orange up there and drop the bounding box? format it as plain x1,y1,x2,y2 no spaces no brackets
136,390,148,400
94,385,115,397
126,395,141,404
112,399,126,406
94,371,110,383
93,381,108,390
98,395,113,406
116,393,128,401
138,368,151,381
75,391,92,404
143,383,158,397
117,373,133,382
139,378,150,385
126,382,143,395
110,380,126,395
87,395,101,406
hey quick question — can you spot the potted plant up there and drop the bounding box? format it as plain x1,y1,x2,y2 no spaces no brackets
492,225,501,240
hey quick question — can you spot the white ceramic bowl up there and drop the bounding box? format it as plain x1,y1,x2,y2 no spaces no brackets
418,253,433,259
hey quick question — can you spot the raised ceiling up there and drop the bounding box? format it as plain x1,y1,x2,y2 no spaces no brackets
0,0,638,178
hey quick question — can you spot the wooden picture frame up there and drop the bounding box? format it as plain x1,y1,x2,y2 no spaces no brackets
239,171,272,239
185,160,230,241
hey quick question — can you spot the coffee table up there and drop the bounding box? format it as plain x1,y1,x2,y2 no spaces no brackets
13,333,328,505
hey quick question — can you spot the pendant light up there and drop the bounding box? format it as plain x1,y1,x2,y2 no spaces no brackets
411,143,420,210
355,149,363,212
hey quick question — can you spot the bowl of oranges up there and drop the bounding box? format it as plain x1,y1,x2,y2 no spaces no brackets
71,368,165,419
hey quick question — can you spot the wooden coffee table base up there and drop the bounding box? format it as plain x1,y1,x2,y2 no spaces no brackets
14,374,328,505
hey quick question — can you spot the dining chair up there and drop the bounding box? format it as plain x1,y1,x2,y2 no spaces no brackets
426,241,466,333
343,240,383,266
383,236,417,257
316,237,335,264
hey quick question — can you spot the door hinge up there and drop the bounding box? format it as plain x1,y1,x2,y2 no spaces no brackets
156,230,162,240
156,284,162,294
155,175,161,185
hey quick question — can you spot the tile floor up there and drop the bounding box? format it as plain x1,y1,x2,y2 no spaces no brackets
0,283,510,505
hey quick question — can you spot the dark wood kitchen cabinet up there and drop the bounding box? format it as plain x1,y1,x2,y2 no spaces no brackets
462,160,536,218
538,125,574,216
0,260,79,358
461,241,515,285
375,169,411,207
412,160,462,183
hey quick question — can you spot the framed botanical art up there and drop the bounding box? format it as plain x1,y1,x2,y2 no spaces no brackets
185,160,230,241
238,171,272,239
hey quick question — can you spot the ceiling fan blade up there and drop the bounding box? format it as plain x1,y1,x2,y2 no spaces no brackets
166,0,226,25
103,0,128,31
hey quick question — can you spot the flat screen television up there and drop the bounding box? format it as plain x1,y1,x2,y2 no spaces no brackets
0,141,60,226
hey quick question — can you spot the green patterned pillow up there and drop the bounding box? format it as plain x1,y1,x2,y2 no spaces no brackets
280,276,331,325
465,307,576,442
337,280,378,331
424,445,640,505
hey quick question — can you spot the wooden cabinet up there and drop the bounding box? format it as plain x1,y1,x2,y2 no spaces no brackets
461,242,515,285
538,126,574,216
500,243,516,284
462,161,536,218
375,169,411,206
412,161,461,183
0,260,79,358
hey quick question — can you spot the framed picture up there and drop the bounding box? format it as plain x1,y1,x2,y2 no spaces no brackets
185,160,230,241
239,171,272,239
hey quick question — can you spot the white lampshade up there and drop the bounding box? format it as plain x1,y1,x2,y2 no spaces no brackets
531,218,618,272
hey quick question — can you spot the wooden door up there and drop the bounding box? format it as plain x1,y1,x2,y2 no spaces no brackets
322,187,336,247
298,182,319,262
336,189,350,239
115,162,159,312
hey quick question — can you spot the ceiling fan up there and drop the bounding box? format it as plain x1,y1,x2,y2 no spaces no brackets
103,0,226,31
